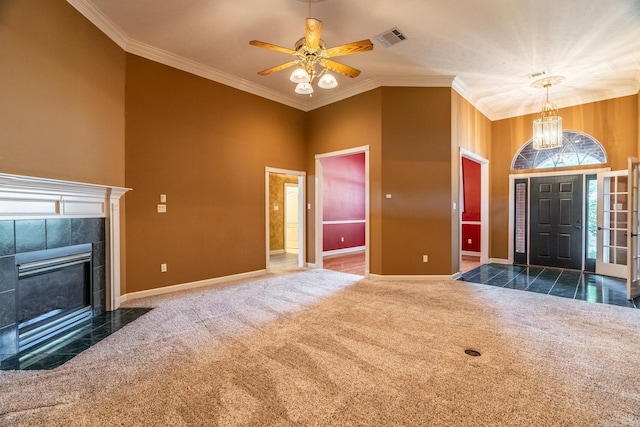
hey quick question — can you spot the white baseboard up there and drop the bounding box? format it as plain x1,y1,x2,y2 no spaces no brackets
489,258,510,265
368,273,457,281
452,272,462,280
120,269,267,303
323,246,366,257
306,262,317,268
269,249,285,255
461,250,481,257
285,249,299,255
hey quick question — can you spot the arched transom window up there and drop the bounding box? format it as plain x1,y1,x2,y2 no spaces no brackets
511,130,607,171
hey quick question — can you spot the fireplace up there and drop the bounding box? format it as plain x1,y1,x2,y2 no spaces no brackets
16,243,93,352
0,173,129,361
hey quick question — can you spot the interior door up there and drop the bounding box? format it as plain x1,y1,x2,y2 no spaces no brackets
529,175,583,269
627,158,640,299
284,183,299,254
596,170,628,279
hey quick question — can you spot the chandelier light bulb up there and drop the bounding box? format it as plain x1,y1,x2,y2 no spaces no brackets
289,67,310,83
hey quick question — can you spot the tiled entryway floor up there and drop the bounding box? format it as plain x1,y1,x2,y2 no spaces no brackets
460,263,640,309
0,307,152,371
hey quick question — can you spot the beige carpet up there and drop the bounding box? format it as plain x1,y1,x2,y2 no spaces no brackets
1,269,640,426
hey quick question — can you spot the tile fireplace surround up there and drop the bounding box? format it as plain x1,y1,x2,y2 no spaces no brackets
0,173,129,360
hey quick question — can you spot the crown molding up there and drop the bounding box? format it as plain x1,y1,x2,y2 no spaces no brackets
124,40,310,111
303,75,457,111
67,0,128,50
67,0,640,121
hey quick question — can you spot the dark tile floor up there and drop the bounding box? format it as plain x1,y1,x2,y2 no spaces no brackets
0,307,151,371
460,263,640,309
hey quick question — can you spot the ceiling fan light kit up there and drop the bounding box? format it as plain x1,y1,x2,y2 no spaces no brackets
250,8,373,95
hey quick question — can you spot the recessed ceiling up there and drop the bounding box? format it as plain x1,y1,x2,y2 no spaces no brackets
69,0,640,120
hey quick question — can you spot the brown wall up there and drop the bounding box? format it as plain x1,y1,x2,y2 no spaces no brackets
0,0,126,186
124,55,306,293
306,89,383,268
380,87,453,275
490,95,639,260
307,87,456,275
452,91,492,271
452,91,491,159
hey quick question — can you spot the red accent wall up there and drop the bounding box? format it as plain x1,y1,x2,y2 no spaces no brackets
323,153,366,252
462,157,481,222
462,224,481,252
323,223,366,251
462,158,481,253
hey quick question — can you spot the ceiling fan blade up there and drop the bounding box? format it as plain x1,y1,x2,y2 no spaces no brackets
249,40,296,55
305,18,323,50
322,59,361,78
257,60,298,76
325,39,374,58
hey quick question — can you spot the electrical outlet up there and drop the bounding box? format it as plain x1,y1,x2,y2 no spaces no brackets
423,255,428,263
161,263,167,272
468,239,472,244
157,204,167,213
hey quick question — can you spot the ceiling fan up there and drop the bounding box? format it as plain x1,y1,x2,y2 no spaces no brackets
249,15,373,94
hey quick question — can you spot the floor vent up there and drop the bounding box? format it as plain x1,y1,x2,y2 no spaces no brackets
375,27,407,47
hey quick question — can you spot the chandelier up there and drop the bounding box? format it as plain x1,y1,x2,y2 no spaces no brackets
531,76,564,150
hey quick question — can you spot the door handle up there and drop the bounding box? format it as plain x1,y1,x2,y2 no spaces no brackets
574,225,582,230
632,233,639,237
597,226,603,231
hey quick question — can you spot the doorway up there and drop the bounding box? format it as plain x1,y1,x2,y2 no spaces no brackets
265,168,306,273
315,146,369,276
509,168,610,272
460,150,489,272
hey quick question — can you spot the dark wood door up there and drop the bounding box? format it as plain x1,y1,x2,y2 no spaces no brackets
530,175,583,269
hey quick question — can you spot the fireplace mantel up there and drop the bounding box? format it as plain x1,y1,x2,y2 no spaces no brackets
0,173,130,310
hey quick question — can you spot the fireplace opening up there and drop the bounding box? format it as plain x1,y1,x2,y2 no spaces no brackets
15,243,94,352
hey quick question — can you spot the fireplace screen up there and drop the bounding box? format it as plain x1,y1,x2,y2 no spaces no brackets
15,243,93,352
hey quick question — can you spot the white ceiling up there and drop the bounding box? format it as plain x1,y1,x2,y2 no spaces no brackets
69,0,640,120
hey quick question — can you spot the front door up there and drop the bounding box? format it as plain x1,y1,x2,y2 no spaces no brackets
529,174,583,269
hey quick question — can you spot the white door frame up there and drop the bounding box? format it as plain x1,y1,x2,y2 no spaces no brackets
460,149,489,266
507,167,610,265
265,167,306,272
627,157,640,298
315,146,370,276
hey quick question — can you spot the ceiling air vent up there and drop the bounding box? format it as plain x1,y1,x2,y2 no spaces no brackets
375,27,407,48
527,70,547,79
